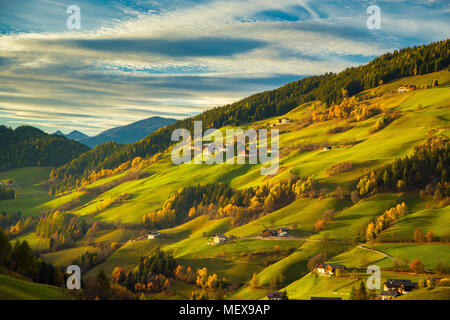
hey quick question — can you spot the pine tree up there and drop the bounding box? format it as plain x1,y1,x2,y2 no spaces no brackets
0,227,12,266
96,270,112,300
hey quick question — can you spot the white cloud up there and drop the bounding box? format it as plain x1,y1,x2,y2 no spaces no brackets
0,0,448,135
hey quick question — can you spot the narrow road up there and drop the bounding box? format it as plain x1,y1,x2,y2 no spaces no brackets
357,244,402,263
247,235,354,245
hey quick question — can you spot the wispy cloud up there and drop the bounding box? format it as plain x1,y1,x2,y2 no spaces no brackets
0,0,448,135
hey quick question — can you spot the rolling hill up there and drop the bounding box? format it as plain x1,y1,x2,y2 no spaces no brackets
0,274,65,300
0,41,449,300
0,126,90,171
50,40,450,192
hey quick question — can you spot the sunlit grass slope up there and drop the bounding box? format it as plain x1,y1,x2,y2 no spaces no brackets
0,167,54,217
0,274,65,300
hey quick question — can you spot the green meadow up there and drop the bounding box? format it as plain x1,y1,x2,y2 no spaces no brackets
0,274,65,300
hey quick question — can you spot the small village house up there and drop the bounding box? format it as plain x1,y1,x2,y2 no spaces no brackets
202,145,212,157
277,117,292,124
315,263,327,275
203,142,227,154
322,145,332,152
380,291,400,300
267,291,288,300
187,144,202,152
325,264,346,275
397,84,416,92
148,231,161,239
212,234,228,245
238,148,251,159
315,263,346,276
271,117,292,127
426,277,442,287
262,229,278,237
384,279,418,294
276,227,291,237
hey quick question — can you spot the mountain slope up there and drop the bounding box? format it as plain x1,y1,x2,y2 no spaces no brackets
80,116,176,148
0,126,90,171
52,39,450,191
66,130,90,141
2,70,449,301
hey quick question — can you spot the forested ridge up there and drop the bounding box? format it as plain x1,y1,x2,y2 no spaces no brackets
50,40,450,190
357,137,450,198
0,125,90,171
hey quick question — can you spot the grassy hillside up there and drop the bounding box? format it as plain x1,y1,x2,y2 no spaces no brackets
42,245,101,267
0,274,65,300
13,232,50,251
396,287,450,300
50,40,449,191
0,69,449,300
0,167,55,217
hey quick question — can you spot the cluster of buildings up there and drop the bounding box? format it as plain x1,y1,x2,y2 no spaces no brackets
380,279,418,300
201,142,230,156
267,291,288,300
397,84,416,92
266,278,422,301
313,263,421,299
315,263,346,276
312,262,422,300
270,117,292,127
211,234,228,245
262,227,292,238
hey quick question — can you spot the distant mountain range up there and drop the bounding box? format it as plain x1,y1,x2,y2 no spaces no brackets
53,116,177,148
79,116,177,148
53,130,89,141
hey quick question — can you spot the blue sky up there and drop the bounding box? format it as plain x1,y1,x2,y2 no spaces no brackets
0,0,449,135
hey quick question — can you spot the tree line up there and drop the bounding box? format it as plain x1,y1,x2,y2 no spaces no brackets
111,247,176,294
35,211,88,250
0,226,64,287
0,185,16,200
357,137,449,198
143,175,317,229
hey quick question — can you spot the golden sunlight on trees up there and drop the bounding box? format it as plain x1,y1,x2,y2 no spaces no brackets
366,203,407,241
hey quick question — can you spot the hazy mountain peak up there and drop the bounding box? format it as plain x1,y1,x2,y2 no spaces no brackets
66,130,90,141
52,130,89,141
80,116,176,148
53,130,64,136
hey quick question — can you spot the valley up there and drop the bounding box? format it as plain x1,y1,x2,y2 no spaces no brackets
1,68,449,300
